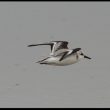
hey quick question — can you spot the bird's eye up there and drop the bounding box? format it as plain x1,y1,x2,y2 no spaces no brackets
80,53,84,55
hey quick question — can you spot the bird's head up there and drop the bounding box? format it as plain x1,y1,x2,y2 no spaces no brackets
76,48,91,60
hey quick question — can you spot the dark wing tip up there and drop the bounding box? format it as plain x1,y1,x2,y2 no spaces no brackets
72,48,82,54
77,48,81,50
27,44,40,47
27,45,34,47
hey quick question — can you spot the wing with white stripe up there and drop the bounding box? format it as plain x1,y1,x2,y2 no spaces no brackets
28,41,69,56
52,41,68,50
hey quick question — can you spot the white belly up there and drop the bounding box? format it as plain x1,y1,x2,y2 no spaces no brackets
42,55,79,66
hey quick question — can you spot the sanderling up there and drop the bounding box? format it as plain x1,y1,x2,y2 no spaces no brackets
28,41,91,66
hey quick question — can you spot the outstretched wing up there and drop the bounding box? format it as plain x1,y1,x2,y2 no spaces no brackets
28,42,54,51
28,41,69,56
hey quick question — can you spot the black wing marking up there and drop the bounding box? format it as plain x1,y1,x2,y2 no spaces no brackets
59,48,81,61
59,51,69,61
36,57,50,63
28,43,54,51
50,41,69,56
71,48,81,54
28,41,69,54
54,41,68,52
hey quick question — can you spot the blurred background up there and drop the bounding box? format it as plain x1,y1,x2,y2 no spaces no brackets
0,2,110,107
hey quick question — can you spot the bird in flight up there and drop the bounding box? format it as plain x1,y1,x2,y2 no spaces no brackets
28,41,91,66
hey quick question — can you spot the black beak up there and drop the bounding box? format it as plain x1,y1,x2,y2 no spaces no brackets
84,55,91,59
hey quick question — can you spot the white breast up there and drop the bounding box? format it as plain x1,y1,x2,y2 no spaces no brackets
43,54,79,66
